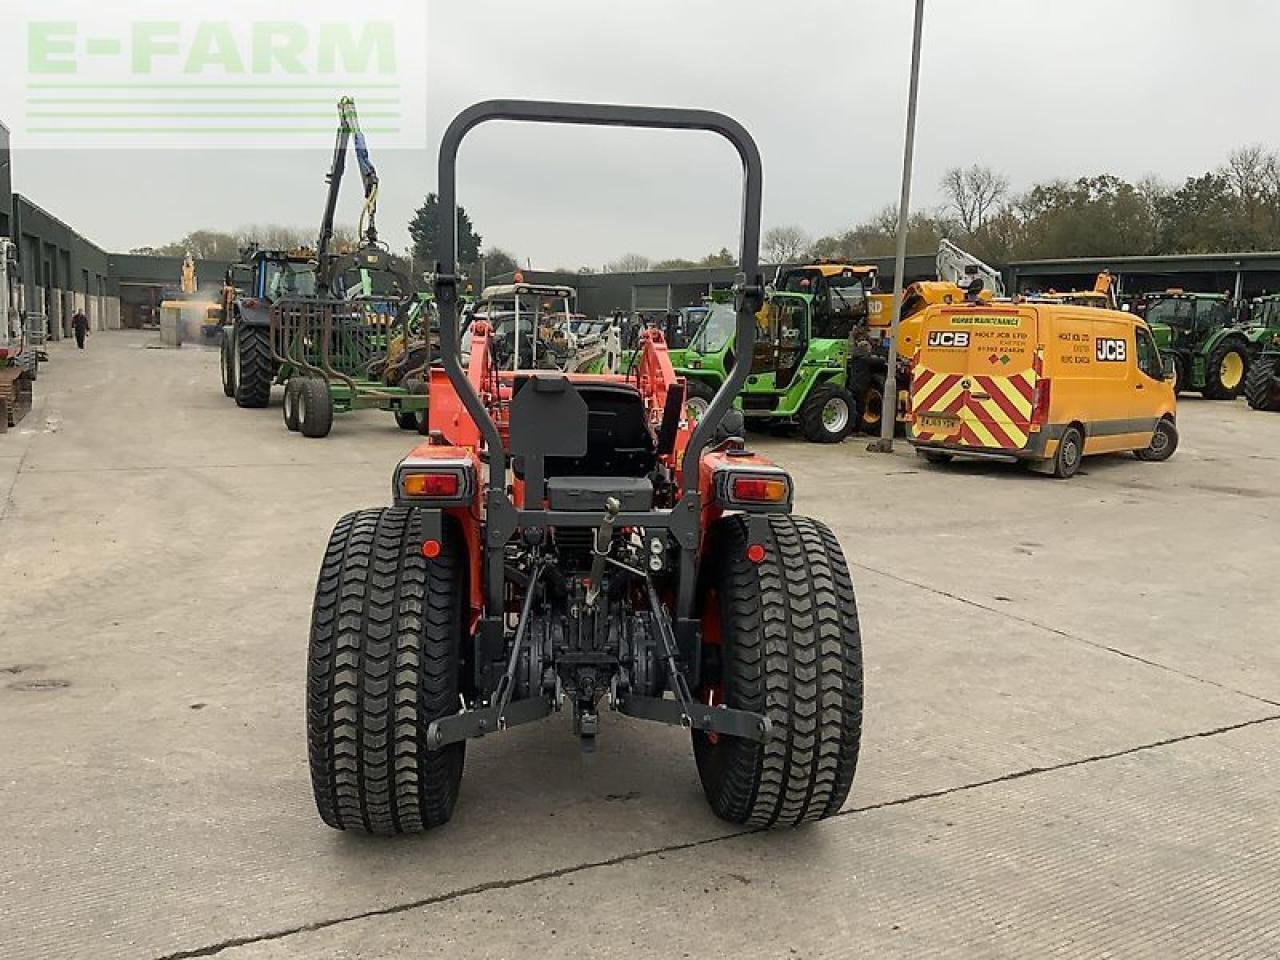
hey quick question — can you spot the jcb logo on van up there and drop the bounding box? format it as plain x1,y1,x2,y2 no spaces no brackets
1096,338,1127,362
927,330,970,348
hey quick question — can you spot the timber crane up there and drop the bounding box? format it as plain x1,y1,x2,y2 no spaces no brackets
316,96,381,293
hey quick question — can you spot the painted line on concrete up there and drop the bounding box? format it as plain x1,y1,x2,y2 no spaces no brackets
851,561,1280,709
148,712,1280,960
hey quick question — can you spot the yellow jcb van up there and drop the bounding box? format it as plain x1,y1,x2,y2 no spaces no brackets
907,303,1177,478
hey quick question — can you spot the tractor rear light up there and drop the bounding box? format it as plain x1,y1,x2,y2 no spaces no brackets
746,544,766,563
393,456,476,507
731,477,788,503
713,468,793,513
402,472,460,498
421,539,442,559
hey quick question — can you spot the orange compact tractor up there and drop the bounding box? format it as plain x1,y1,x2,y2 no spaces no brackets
306,101,863,835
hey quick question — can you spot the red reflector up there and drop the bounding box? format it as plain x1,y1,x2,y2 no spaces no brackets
746,544,766,564
730,476,788,503
421,539,441,559
402,471,460,498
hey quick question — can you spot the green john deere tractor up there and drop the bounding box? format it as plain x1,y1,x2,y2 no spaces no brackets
670,263,876,443
1143,291,1251,400
1243,294,1280,411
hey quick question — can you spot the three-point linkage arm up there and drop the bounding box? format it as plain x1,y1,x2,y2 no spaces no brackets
316,96,381,291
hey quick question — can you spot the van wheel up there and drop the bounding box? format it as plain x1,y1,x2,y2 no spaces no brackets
1135,419,1178,462
921,450,953,465
1052,426,1084,479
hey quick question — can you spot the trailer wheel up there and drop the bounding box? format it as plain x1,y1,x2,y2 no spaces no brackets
1244,355,1280,411
1135,418,1178,462
283,378,303,432
297,378,334,438
233,325,273,408
799,383,855,443
395,410,422,432
308,508,467,834
220,329,236,398
683,378,716,422
1202,339,1249,400
694,514,863,827
1052,425,1084,479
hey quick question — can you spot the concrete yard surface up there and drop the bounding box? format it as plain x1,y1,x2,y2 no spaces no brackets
2,331,1278,959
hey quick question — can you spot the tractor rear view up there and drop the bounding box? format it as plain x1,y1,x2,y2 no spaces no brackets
1244,294,1280,411
305,100,863,835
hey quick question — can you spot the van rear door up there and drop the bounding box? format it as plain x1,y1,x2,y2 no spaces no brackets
912,306,1038,451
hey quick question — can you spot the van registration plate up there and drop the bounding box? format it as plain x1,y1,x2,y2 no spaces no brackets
918,413,960,432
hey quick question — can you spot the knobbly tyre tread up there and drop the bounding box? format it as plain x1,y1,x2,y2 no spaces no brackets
307,507,466,834
1201,339,1249,401
233,324,273,408
695,513,863,827
1244,355,1280,411
220,331,236,398
799,383,856,444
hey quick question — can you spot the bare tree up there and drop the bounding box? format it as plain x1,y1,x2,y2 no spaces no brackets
940,165,1010,234
603,253,653,273
762,225,812,263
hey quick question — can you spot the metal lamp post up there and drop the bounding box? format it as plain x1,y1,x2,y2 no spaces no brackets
870,0,926,453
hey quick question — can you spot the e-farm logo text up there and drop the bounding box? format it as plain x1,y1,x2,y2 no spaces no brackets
5,2,427,148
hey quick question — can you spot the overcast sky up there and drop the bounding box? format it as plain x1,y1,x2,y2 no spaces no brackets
6,0,1280,267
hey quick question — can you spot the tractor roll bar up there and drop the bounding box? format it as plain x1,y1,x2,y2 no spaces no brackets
433,99,763,493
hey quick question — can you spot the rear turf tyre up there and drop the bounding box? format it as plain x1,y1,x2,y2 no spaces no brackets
283,378,303,432
1052,425,1084,479
395,410,422,432
799,383,856,444
684,378,716,423
1202,340,1249,400
307,508,467,834
1135,418,1178,462
1244,355,1280,411
298,378,334,439
220,330,236,398
233,325,273,408
694,514,863,827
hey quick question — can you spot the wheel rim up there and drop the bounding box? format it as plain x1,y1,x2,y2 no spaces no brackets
822,397,850,433
1063,436,1080,469
297,388,307,427
686,396,710,421
232,334,242,383
1220,351,1244,390
861,389,883,426
221,343,229,386
1149,426,1169,456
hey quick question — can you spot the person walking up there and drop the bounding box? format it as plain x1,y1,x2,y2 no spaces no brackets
71,310,89,350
